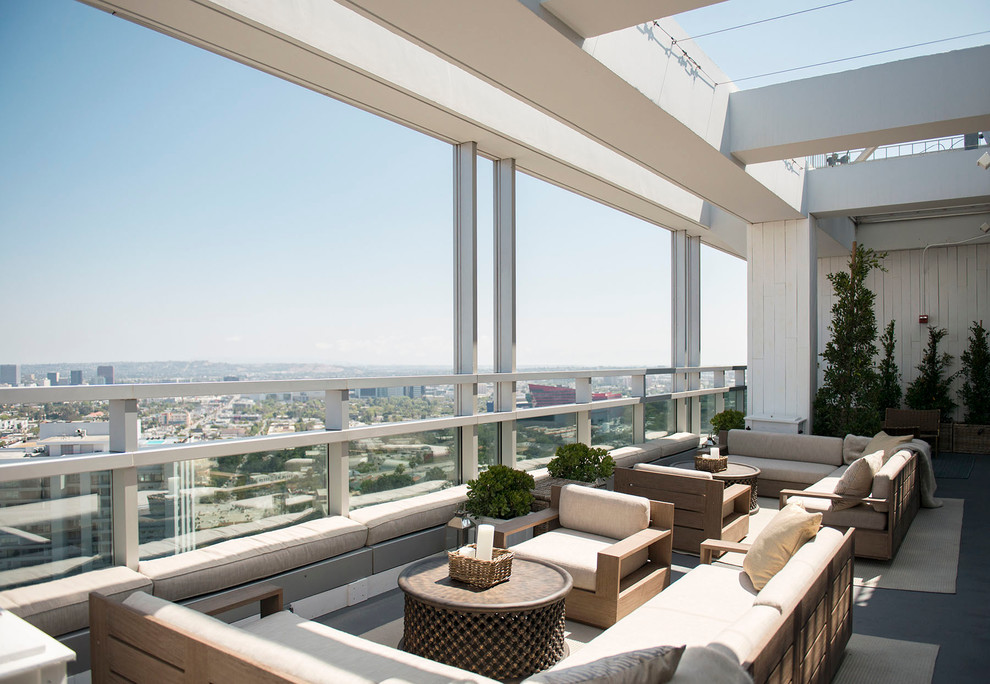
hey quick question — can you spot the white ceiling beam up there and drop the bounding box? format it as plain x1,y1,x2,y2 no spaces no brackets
540,0,726,38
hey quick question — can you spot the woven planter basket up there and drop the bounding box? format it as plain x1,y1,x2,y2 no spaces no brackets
939,422,955,453
695,454,728,472
953,424,990,454
448,545,513,588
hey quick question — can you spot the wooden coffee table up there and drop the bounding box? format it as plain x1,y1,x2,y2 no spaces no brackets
398,555,572,679
670,459,762,513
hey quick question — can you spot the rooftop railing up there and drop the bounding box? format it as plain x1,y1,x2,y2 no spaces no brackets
0,366,745,590
805,133,986,170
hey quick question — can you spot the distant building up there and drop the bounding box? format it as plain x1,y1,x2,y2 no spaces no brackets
97,365,114,384
70,370,83,385
527,384,622,407
47,371,60,386
223,376,240,382
0,364,19,386
403,385,426,399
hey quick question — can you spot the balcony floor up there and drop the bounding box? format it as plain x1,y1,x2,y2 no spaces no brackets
318,453,989,683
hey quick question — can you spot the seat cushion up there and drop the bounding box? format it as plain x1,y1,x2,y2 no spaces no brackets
726,431,842,466
651,564,759,620
558,485,650,540
728,456,836,485
0,566,151,636
610,443,666,468
348,484,467,545
634,463,713,480
140,516,368,601
659,433,704,457
510,529,645,591
784,477,888,532
743,503,821,590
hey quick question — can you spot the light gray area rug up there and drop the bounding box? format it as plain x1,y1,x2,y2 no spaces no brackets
833,634,939,684
715,497,964,594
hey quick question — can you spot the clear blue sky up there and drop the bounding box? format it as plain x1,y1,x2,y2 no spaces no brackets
2,1,982,369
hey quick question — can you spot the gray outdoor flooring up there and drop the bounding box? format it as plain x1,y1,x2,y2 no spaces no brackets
318,453,990,683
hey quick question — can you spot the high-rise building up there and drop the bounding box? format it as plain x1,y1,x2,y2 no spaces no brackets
47,371,61,386
97,365,114,384
0,364,18,386
71,370,83,385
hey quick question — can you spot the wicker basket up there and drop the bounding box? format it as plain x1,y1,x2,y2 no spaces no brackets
954,424,990,454
695,454,728,473
448,545,513,588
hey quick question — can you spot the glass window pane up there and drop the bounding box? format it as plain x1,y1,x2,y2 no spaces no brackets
349,429,457,509
516,415,576,471
591,406,634,449
477,422,498,470
644,400,675,440
701,245,747,366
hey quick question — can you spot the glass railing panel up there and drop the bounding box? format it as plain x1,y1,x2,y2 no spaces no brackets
699,394,716,437
477,422,497,471
0,471,113,590
724,388,747,415
349,385,455,427
516,414,576,471
645,373,673,397
348,429,457,510
591,376,630,401
591,406,633,449
644,399,675,440
477,383,495,414
520,380,575,409
137,445,329,560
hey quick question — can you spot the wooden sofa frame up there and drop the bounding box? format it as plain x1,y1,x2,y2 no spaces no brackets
701,528,855,684
779,451,919,561
493,487,674,629
90,584,294,683
614,466,750,553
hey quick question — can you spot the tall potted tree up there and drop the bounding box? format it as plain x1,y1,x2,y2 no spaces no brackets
956,321,990,454
905,326,957,453
874,320,903,420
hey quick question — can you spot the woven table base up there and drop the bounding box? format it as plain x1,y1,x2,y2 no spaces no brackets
402,595,567,679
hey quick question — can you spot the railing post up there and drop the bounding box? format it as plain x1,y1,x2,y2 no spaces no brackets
454,142,479,482
325,390,349,516
631,374,646,444
109,399,139,569
714,370,726,414
576,377,592,445
495,157,517,468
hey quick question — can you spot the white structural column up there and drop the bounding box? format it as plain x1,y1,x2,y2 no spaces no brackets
454,142,479,480
109,399,139,569
494,158,517,466
747,219,817,429
325,390,349,516
671,231,701,433
575,377,592,445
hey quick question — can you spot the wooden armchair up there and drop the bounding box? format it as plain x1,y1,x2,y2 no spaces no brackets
884,408,940,457
493,485,673,629
614,464,750,554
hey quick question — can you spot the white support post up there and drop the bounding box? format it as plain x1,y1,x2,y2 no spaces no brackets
494,158,517,468
454,142,479,481
575,377,592,445
734,369,746,387
671,231,701,434
109,399,139,569
714,370,726,414
631,374,646,444
325,389,349,516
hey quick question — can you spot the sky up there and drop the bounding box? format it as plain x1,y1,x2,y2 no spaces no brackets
1,0,984,370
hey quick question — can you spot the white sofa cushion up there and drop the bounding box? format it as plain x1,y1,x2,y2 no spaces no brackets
651,564,759,620
140,516,369,601
558,485,650,540
726,431,842,466
510,529,645,591
348,484,468,545
727,456,836,485
633,463,713,480
0,566,151,636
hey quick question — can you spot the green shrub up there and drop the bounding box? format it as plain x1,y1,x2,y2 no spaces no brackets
465,465,535,519
905,326,957,420
710,409,745,435
959,321,990,424
547,443,614,482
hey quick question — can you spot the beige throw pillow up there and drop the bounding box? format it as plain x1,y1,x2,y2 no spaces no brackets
842,433,872,464
743,503,822,591
863,431,914,462
832,450,884,510
524,645,685,684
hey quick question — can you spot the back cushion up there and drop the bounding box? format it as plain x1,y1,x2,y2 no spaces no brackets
559,485,651,540
633,463,713,480
728,430,842,466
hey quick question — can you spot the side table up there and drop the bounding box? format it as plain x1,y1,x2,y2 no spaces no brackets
398,556,572,680
0,610,75,684
670,459,762,513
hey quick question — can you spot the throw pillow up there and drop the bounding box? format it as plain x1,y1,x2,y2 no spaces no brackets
863,431,914,462
743,502,822,591
832,450,884,510
524,645,685,684
842,434,872,464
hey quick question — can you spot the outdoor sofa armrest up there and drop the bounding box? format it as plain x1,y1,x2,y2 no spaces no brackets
778,489,885,509
185,582,283,618
596,527,672,597
700,539,751,565
492,507,559,547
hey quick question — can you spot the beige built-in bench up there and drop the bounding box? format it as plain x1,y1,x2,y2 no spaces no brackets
0,433,700,664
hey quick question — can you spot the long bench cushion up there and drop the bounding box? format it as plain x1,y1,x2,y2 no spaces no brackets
660,433,703,457
785,473,888,531
510,529,645,591
727,430,843,466
140,516,369,601
728,455,837,486
245,609,499,683
348,484,468,546
610,433,700,468
0,566,151,636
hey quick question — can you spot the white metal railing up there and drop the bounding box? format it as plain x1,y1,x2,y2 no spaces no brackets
805,133,986,170
0,366,746,576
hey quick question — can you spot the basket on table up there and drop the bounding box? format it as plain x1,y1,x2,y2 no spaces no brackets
695,453,728,473
448,545,513,588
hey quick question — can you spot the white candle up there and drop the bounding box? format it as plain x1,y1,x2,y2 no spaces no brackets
476,524,495,561
710,447,720,458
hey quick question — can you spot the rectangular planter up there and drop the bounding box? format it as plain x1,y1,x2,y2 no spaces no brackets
939,422,955,454
954,424,990,454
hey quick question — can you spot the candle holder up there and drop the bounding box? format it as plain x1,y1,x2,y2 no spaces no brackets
448,545,514,588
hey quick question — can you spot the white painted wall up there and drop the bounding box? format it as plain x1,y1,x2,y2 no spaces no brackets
817,242,990,421
748,219,817,428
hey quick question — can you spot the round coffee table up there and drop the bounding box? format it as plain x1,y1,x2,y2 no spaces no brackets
671,459,762,513
398,555,572,679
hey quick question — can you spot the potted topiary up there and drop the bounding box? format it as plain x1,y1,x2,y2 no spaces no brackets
464,465,535,520
547,443,615,483
956,321,990,454
710,409,745,449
